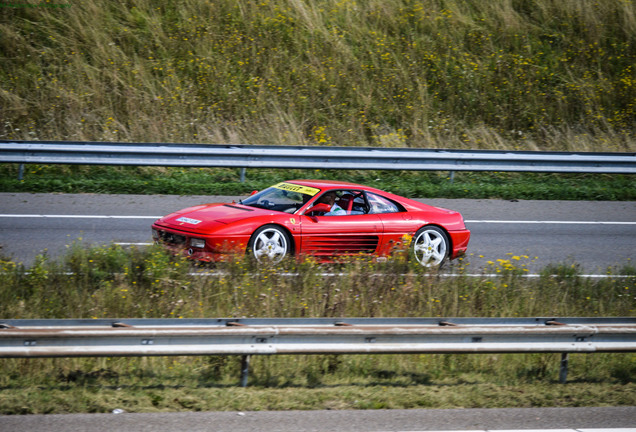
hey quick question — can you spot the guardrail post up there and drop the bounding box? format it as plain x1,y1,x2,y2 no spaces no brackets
559,352,569,384
18,163,24,181
240,354,251,387
240,168,246,183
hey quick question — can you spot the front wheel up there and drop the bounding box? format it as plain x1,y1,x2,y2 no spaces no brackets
411,226,450,267
247,225,292,263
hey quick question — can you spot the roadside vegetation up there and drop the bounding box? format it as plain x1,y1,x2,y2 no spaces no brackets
0,245,634,414
1,0,634,151
1,0,634,199
1,164,635,201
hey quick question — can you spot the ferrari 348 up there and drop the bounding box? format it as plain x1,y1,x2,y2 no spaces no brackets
151,180,470,266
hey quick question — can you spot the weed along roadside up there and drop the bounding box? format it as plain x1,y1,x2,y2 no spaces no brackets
0,245,634,414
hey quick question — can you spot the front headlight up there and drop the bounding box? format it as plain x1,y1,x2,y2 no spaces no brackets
190,238,206,248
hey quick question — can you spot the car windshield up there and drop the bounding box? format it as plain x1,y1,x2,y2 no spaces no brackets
240,182,321,213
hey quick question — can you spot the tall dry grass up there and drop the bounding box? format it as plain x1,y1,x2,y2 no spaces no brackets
0,0,634,151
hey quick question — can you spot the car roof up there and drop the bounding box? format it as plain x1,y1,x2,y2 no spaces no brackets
284,179,426,211
286,179,372,191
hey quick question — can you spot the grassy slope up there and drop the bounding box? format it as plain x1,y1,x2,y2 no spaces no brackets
1,0,634,198
0,0,634,151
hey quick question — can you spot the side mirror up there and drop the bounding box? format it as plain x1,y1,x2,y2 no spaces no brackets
305,203,331,215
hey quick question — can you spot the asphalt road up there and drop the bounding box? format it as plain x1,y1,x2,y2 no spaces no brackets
1,407,635,432
1,193,635,272
0,194,634,429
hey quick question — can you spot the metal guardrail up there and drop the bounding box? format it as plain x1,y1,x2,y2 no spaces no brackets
1,140,635,174
2,317,634,385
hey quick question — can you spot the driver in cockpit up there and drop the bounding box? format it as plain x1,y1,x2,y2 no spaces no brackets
318,191,346,216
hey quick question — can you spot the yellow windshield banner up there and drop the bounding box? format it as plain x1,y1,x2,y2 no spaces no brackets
274,182,321,196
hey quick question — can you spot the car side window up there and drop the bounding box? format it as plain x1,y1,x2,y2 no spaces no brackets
311,190,370,216
366,192,400,214
334,190,369,215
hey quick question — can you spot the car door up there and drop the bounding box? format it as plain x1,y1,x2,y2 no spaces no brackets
298,190,383,258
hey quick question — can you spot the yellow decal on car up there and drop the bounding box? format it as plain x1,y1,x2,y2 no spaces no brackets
274,182,320,196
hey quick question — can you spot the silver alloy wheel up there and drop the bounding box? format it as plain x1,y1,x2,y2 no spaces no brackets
412,226,449,267
250,226,290,263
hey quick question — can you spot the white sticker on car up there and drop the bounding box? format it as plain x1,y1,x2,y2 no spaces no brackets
176,217,202,224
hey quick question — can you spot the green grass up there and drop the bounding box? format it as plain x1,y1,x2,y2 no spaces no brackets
0,371,634,414
1,0,634,151
1,163,635,200
0,244,634,414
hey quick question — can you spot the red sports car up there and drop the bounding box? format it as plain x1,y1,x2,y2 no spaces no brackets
151,180,470,266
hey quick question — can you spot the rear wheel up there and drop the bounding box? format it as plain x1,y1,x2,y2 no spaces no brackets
248,225,292,263
411,226,450,267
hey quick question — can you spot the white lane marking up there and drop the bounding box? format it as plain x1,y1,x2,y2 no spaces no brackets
0,215,634,225
466,220,636,225
10,270,634,279
397,429,636,432
577,429,636,432
0,214,161,219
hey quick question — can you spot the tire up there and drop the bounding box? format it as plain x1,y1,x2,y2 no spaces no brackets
247,225,292,263
411,226,450,267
